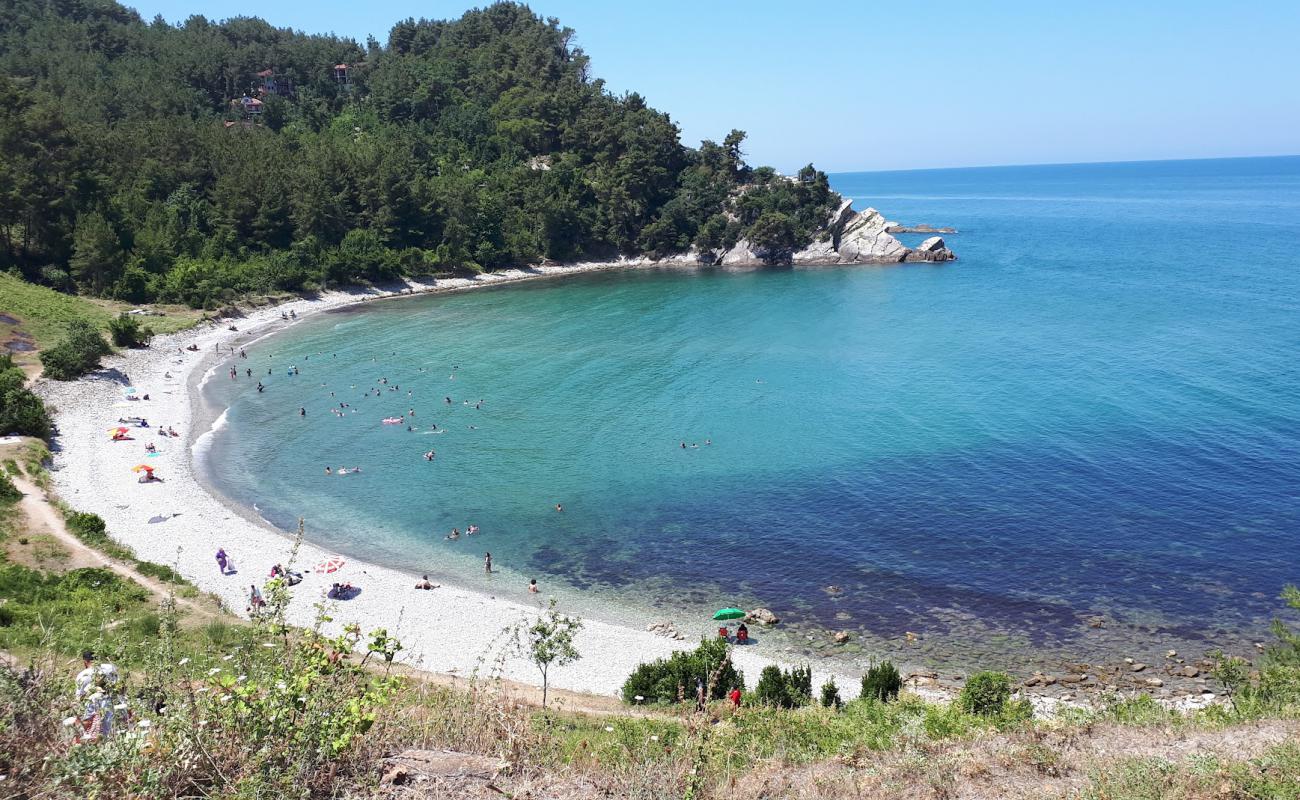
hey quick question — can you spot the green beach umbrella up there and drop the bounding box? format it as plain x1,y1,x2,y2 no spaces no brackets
712,608,746,621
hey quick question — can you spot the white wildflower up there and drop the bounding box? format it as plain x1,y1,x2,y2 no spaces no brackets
196,686,210,694
207,668,221,676
262,642,276,648
114,703,129,711
178,658,190,666
650,735,659,742
222,654,234,661
62,717,78,727
604,726,614,732
137,720,152,729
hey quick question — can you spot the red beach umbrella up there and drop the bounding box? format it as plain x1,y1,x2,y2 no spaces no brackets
314,556,346,575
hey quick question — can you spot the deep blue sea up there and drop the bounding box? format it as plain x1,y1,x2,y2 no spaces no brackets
202,156,1300,670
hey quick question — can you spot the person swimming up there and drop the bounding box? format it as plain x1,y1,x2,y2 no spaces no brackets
299,407,306,416
466,524,479,535
445,528,460,540
325,466,332,475
423,451,435,461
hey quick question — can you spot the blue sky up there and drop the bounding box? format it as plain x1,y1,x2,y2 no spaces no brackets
124,0,1300,172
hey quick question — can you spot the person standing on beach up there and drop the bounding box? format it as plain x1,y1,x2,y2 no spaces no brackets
215,548,229,574
484,552,492,573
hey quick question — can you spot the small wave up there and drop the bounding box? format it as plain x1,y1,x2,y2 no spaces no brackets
192,407,229,466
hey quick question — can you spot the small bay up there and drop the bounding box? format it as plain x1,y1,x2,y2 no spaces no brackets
201,156,1300,669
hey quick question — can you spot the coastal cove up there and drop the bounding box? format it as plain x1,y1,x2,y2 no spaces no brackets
198,157,1300,677
37,156,1300,707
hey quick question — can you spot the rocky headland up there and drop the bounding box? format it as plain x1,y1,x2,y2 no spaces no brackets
660,198,957,268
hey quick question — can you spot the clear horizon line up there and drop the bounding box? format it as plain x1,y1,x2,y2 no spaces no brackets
829,152,1300,176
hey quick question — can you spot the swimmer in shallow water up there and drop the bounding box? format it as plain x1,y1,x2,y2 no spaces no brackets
423,451,435,461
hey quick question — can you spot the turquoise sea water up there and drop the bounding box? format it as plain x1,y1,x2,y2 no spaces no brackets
202,156,1300,669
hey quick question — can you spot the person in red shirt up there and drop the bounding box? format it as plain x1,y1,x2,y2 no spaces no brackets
728,687,742,708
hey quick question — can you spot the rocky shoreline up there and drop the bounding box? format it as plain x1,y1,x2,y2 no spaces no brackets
651,199,957,269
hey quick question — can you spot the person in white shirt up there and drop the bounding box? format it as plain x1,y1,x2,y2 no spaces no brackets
75,649,121,739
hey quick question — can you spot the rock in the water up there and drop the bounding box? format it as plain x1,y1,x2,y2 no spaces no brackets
1144,677,1164,688
834,207,910,263
833,631,851,644
1179,666,1200,678
746,607,780,625
1130,663,1147,672
1060,674,1087,684
904,236,956,262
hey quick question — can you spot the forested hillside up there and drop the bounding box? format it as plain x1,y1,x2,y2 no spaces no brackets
0,0,837,307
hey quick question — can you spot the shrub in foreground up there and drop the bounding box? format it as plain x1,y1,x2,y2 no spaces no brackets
40,319,110,380
960,670,1012,716
621,638,744,704
754,663,813,709
820,678,842,709
861,660,902,702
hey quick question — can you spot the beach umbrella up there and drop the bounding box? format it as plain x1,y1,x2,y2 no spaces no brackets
712,608,746,621
130,464,155,473
108,426,129,438
314,556,346,575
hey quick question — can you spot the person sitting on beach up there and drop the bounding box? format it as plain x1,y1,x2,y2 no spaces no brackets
528,579,538,594
144,442,156,453
415,575,437,590
187,344,200,352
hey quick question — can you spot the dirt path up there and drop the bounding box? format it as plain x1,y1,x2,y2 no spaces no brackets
6,469,658,718
9,472,219,621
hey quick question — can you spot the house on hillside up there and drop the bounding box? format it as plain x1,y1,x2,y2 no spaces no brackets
255,68,294,99
232,95,263,118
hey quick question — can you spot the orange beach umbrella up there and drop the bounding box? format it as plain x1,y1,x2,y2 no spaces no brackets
130,464,155,473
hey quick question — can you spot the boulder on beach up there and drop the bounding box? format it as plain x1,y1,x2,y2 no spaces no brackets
746,607,780,625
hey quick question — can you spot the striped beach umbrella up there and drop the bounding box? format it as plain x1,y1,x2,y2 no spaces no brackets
314,556,346,575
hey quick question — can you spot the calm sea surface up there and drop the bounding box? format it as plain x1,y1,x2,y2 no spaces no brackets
202,157,1300,670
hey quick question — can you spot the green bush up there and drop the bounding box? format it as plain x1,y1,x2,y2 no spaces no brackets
39,319,111,380
820,678,842,709
0,355,52,438
959,671,1012,716
107,312,153,348
753,663,813,709
754,665,792,708
620,638,744,705
133,559,187,585
0,471,19,504
861,661,902,703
